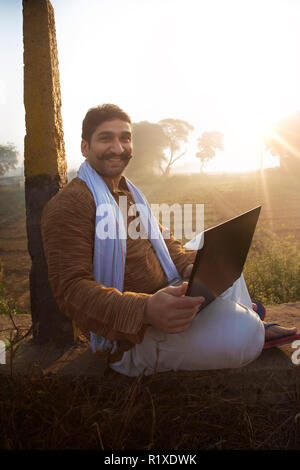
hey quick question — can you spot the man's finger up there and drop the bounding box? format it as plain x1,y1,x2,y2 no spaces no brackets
166,307,199,322
170,295,205,309
162,282,189,297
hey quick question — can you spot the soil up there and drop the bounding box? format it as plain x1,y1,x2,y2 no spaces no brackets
1,302,300,379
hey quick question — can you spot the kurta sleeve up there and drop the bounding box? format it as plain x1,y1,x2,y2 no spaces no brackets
40,185,149,345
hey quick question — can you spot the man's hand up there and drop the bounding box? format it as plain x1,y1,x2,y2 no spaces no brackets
182,264,193,279
144,282,205,334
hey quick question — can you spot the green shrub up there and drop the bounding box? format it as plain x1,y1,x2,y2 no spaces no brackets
0,262,23,315
244,224,300,304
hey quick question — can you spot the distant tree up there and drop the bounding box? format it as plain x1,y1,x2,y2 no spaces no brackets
158,119,194,176
0,143,18,176
125,121,168,179
196,131,224,172
263,111,300,171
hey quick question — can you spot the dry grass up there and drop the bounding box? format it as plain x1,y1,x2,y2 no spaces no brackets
1,366,300,450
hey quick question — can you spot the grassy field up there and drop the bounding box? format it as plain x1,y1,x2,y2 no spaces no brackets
0,184,30,312
138,167,300,304
0,166,300,311
1,167,300,451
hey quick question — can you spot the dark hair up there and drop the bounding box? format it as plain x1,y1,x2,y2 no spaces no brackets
81,104,132,144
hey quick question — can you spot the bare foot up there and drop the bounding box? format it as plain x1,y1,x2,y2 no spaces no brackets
264,323,297,341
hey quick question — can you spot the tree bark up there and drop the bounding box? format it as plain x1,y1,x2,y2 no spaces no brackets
23,0,74,345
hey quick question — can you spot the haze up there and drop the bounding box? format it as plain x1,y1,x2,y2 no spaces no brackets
1,0,300,174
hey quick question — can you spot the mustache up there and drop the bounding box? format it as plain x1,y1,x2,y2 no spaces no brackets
97,151,133,161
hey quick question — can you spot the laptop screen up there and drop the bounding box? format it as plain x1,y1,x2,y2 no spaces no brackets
186,206,261,308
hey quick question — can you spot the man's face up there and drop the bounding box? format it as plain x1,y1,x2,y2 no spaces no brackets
81,119,133,178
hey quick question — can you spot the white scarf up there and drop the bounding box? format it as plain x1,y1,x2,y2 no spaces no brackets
77,160,180,353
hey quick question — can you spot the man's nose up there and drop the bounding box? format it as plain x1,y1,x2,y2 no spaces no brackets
110,138,124,154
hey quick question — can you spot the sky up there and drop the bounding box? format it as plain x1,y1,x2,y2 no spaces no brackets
1,0,300,174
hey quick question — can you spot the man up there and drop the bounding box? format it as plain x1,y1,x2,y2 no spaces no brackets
41,104,298,377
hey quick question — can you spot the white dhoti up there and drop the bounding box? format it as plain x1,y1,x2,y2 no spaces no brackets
110,274,265,377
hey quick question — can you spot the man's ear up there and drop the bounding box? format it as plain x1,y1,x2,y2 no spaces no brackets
81,139,89,158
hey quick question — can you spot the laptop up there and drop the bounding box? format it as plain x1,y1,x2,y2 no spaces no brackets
169,205,261,310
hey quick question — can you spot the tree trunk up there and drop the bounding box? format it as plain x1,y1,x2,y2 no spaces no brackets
23,0,75,345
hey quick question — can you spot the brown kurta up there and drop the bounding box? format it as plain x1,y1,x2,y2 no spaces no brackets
40,176,196,360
